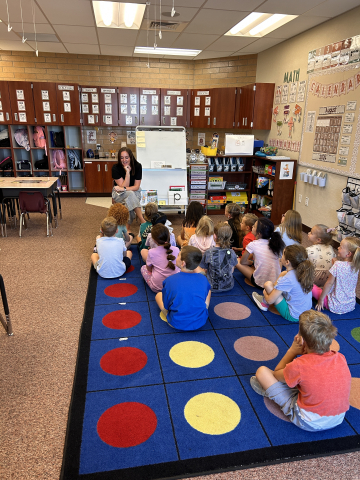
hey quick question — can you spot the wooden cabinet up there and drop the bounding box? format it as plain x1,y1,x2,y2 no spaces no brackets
235,83,275,130
190,89,212,128
139,88,160,126
84,160,116,193
81,86,100,126
99,87,119,127
0,82,12,124
211,87,236,129
32,82,59,125
56,83,81,126
8,81,36,125
160,89,188,127
119,87,139,127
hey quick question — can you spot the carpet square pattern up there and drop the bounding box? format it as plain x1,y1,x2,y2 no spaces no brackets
61,246,360,480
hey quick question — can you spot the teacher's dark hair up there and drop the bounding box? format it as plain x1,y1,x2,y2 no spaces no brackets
118,147,136,176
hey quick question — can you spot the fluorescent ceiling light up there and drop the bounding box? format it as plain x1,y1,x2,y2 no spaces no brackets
249,14,286,35
93,1,146,30
230,12,263,35
134,46,201,57
225,12,297,38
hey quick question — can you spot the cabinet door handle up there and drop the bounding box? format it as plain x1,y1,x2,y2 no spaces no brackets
97,164,100,172
242,118,244,126
135,116,138,124
213,117,216,125
61,114,64,122
163,116,166,125
104,164,108,172
245,117,247,126
15,113,18,121
207,117,210,125
6,112,9,121
96,115,98,123
141,116,145,124
52,114,56,122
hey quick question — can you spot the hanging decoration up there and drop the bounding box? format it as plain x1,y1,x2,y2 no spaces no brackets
146,1,150,67
5,0,12,31
272,106,279,123
283,105,290,124
154,0,157,48
20,0,27,43
31,0,39,57
288,117,294,138
171,0,176,17
293,104,302,123
159,0,162,40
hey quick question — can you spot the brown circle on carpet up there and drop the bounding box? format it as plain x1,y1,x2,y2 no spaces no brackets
214,302,251,320
264,397,290,422
350,377,360,410
104,283,138,298
233,336,279,361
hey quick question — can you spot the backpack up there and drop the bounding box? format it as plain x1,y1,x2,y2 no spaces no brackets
67,150,81,169
0,129,10,147
0,156,13,170
52,149,67,170
34,155,49,170
33,126,47,154
49,131,65,148
14,128,30,151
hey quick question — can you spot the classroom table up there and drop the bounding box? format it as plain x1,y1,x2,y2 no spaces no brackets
0,177,60,236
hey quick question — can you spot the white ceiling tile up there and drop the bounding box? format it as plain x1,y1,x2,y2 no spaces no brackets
195,50,234,60
64,43,100,55
203,0,263,11
171,33,220,50
157,7,200,22
206,36,256,52
161,0,205,6
98,29,138,46
27,41,67,53
11,23,55,35
255,0,325,15
0,40,33,51
0,22,23,41
53,26,98,45
36,0,95,26
303,0,360,17
236,37,284,53
100,45,134,56
136,30,180,47
0,0,48,23
184,10,249,35
267,15,331,39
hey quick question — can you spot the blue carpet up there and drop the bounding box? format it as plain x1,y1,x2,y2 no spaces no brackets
61,245,360,480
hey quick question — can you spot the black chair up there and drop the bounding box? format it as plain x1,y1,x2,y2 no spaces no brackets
0,274,13,335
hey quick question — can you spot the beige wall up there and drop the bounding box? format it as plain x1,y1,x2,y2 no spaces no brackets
256,6,360,228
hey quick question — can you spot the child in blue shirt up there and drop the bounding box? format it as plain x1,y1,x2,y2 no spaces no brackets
155,246,211,330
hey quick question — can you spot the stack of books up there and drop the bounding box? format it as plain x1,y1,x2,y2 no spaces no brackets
189,164,207,205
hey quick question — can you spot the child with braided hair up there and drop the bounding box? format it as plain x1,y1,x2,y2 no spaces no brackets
140,224,180,292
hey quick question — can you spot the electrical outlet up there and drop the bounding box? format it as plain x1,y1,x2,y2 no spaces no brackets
305,197,309,206
298,194,302,203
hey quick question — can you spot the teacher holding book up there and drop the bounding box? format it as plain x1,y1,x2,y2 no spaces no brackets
112,147,146,231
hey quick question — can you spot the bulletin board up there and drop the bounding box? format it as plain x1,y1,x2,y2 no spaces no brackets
299,63,360,177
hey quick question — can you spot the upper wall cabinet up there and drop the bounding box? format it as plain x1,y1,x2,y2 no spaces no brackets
0,81,12,124
211,87,236,129
99,87,119,127
138,88,160,126
32,82,59,125
118,87,139,127
190,89,212,128
8,81,36,125
160,89,188,127
56,83,81,126
235,83,275,130
81,86,101,127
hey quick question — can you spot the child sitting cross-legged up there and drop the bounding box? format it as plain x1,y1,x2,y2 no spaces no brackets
252,244,314,323
107,203,133,249
306,224,336,287
140,224,180,293
141,212,176,263
138,202,158,251
250,310,351,432
188,215,216,254
240,213,258,256
199,222,238,292
155,246,211,331
91,216,132,279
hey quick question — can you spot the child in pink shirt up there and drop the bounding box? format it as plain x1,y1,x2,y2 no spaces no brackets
188,215,216,254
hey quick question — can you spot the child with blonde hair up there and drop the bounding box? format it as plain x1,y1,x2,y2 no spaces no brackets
240,213,258,256
141,224,180,293
188,215,216,254
275,209,302,246
199,222,238,292
306,224,336,286
225,203,243,253
107,203,133,248
252,244,314,323
313,236,360,314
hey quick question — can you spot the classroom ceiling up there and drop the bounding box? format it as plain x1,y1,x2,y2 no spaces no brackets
0,0,359,60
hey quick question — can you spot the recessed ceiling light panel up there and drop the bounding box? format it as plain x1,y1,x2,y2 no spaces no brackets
134,46,201,57
93,1,146,30
225,12,297,38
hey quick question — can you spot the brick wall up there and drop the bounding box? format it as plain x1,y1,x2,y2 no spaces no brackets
0,50,256,89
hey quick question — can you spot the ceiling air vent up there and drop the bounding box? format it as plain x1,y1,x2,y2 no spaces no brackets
144,21,187,33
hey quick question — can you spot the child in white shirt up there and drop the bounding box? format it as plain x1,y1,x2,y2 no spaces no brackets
188,215,216,254
306,224,336,287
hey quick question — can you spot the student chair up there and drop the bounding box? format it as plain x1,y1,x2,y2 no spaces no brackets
19,191,53,237
0,274,13,335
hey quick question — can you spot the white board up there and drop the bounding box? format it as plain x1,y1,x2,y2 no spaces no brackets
136,127,186,169
225,134,254,155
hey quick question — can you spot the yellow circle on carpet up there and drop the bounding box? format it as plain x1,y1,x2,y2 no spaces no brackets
169,341,215,368
184,393,241,435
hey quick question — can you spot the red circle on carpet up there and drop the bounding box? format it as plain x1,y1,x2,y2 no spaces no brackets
126,265,135,273
100,347,148,376
97,402,157,448
102,310,142,330
104,283,138,298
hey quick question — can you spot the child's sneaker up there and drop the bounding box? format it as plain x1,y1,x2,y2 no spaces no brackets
252,292,269,311
250,376,266,396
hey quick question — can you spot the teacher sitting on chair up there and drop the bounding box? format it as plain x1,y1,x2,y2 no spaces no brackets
112,147,146,230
